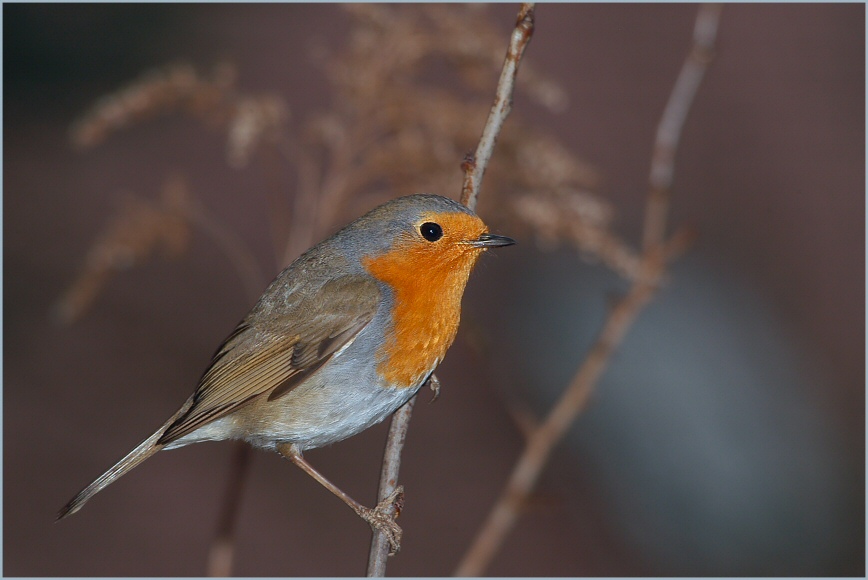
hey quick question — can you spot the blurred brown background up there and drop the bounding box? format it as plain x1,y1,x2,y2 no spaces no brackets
4,4,864,576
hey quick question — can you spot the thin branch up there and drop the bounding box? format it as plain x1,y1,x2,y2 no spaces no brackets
461,3,535,211
180,195,266,303
453,245,666,577
281,137,323,266
454,5,721,575
643,3,722,252
367,396,417,576
206,442,253,577
185,186,270,577
368,4,536,576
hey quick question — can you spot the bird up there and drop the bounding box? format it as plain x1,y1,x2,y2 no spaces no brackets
57,193,514,553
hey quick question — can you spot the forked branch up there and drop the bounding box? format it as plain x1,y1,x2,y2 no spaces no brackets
454,4,722,575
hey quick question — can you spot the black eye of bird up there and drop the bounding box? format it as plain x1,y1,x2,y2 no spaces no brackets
420,222,443,242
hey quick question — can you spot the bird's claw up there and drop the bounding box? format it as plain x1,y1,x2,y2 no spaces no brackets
357,485,404,555
426,373,441,403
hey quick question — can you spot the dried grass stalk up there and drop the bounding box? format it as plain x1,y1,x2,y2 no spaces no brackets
55,177,190,324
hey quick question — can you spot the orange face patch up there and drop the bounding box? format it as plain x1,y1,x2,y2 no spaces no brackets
362,211,489,387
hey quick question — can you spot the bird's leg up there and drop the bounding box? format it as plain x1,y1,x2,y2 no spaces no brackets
276,443,404,554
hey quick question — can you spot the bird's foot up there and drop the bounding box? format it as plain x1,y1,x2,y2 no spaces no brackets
356,485,404,555
426,373,441,403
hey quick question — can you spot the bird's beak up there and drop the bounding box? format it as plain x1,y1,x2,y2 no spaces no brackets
469,232,516,248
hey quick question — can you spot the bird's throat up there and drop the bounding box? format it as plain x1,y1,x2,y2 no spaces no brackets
362,242,481,388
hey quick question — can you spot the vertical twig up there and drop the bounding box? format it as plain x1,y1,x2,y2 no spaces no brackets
206,442,253,577
367,3,536,576
185,184,269,577
180,197,266,302
454,5,721,576
281,138,323,266
461,3,536,211
367,397,417,576
643,3,722,251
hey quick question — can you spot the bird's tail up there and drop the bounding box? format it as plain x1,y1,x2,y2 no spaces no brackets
56,398,193,520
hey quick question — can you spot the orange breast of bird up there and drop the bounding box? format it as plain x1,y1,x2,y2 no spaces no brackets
362,211,488,388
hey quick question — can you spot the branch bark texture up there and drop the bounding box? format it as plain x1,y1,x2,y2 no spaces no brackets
366,397,416,576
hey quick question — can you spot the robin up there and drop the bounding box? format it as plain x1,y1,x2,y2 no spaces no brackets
57,193,514,553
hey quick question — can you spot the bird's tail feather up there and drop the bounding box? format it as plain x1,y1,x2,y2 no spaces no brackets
56,398,193,520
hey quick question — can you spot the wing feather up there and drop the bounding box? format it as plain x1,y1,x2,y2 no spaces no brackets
158,274,380,445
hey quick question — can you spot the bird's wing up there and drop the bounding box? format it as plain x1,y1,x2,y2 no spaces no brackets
158,274,380,445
